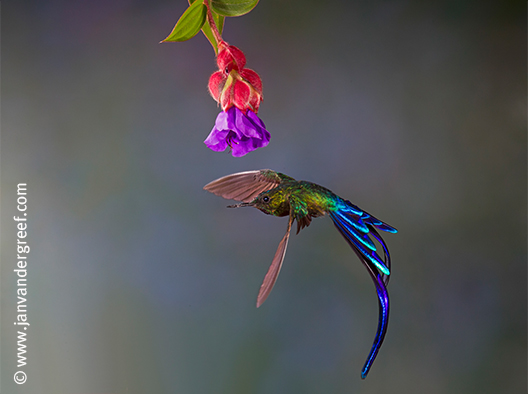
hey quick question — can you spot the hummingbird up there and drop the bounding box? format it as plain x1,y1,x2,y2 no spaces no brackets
203,169,397,378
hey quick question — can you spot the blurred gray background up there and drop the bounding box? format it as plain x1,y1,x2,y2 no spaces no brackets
1,1,525,393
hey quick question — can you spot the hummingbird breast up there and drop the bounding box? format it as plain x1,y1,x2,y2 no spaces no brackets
271,197,291,217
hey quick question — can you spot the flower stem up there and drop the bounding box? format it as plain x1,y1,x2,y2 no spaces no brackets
205,0,223,48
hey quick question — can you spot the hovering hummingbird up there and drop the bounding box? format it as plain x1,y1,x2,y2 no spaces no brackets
203,169,397,378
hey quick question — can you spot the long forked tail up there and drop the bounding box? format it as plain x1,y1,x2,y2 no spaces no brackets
329,200,396,378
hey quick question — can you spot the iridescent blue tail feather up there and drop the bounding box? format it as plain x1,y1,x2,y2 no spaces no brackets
361,270,389,379
330,200,396,276
329,200,396,378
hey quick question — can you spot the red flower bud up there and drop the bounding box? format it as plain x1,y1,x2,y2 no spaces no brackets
239,69,262,95
208,42,263,113
240,69,263,112
216,42,246,71
208,70,224,102
232,79,250,110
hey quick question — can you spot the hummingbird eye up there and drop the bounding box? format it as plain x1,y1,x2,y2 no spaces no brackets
262,196,270,203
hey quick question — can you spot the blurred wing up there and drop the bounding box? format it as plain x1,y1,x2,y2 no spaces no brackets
203,169,293,203
256,214,294,307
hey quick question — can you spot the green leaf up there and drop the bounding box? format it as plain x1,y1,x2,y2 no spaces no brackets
161,1,207,42
201,12,225,53
210,0,259,17
188,0,224,53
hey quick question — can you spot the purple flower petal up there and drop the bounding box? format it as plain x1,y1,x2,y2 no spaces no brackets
204,107,270,157
235,109,261,139
246,109,266,129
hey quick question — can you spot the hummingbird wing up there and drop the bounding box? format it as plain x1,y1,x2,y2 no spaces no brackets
203,169,296,203
256,213,294,307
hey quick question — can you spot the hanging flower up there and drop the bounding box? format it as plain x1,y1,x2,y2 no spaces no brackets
205,42,269,156
204,106,270,157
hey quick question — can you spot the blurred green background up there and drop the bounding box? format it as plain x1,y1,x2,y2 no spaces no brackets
1,1,525,393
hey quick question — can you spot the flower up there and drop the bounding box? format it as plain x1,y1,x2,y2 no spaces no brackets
204,106,270,157
205,42,268,156
208,42,263,113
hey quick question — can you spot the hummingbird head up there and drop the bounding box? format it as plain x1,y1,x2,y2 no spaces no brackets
228,188,289,217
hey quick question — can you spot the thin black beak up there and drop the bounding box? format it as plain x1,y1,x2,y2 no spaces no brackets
227,202,253,208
